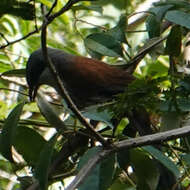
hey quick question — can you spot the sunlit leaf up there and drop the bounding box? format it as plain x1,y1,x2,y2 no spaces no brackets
115,118,129,137
1,69,26,77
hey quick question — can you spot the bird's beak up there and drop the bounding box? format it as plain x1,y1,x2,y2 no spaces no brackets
29,85,38,102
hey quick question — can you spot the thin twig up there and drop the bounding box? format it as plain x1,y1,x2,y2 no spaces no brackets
0,29,39,49
74,17,107,31
0,88,28,97
46,0,58,17
0,32,9,44
40,1,110,147
47,0,82,24
126,35,168,74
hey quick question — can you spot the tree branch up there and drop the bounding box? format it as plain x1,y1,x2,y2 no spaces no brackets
0,29,39,49
67,125,190,190
40,1,110,147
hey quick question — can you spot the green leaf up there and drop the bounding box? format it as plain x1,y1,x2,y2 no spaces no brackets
0,159,13,173
110,178,135,190
78,147,115,190
35,134,57,190
0,102,25,162
78,146,101,170
14,126,47,166
149,5,174,21
83,107,113,128
154,0,190,9
106,14,128,44
142,59,168,78
1,69,26,77
161,112,181,131
0,62,12,73
72,5,103,13
37,0,54,7
181,153,190,167
37,92,66,131
115,118,129,137
0,1,35,20
143,146,180,178
146,15,161,38
165,25,181,57
99,154,115,190
117,149,130,169
130,149,159,190
84,33,123,57
177,98,190,111
165,10,190,29
0,16,18,35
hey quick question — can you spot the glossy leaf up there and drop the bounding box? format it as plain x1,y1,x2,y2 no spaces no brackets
130,149,159,190
35,134,57,190
161,112,181,131
14,126,47,165
143,146,180,178
165,10,190,29
106,14,128,44
165,25,181,57
84,33,123,57
37,92,66,131
1,69,26,77
146,15,160,38
155,1,190,9
149,5,173,21
115,118,129,137
0,102,25,162
83,106,114,128
78,146,116,190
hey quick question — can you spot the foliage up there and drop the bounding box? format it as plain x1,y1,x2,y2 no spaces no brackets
1,0,190,190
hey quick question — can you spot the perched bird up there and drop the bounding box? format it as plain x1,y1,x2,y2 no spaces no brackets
26,48,179,190
26,48,134,109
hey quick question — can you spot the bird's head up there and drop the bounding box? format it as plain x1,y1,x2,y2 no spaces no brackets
26,48,135,108
26,49,46,101
26,48,72,101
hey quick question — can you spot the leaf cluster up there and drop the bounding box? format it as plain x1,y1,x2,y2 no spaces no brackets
1,0,190,190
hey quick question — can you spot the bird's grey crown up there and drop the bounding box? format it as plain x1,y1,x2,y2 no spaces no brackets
26,47,75,89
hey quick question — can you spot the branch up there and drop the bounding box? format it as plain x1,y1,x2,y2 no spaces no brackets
126,35,168,74
0,29,39,49
48,132,89,175
45,0,58,17
66,125,190,190
0,87,28,97
40,1,110,147
47,0,82,24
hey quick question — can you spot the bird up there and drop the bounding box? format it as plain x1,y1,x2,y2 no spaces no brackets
26,48,179,190
26,48,135,109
